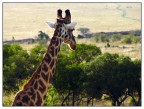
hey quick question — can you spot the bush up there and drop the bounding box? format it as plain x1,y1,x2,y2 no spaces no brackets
84,53,141,106
133,36,141,44
111,33,122,42
43,85,59,106
70,44,101,63
3,42,141,106
3,44,30,91
122,35,141,44
3,43,47,92
122,35,132,44
38,31,49,40
94,33,109,43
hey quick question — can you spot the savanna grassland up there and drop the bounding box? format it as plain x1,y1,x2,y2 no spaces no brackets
3,3,141,106
3,3,141,40
3,3,141,59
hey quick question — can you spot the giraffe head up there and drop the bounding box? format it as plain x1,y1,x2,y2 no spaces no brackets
47,9,77,50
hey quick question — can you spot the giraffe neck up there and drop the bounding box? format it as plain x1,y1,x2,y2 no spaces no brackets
22,36,62,105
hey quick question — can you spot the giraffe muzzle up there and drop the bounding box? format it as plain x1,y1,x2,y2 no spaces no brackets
69,42,76,50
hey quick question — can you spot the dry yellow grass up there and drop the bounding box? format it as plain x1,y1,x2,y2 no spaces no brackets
3,3,141,40
77,38,141,60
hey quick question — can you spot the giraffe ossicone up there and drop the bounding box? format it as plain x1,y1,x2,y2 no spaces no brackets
12,9,77,106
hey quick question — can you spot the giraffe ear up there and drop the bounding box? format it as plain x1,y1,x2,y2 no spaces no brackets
65,22,77,29
46,22,56,28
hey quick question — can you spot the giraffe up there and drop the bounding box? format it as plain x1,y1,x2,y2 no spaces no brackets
12,9,77,106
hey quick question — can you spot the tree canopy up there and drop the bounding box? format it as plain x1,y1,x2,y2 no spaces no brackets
3,43,141,106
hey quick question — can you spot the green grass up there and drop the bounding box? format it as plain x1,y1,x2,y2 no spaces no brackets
3,92,14,106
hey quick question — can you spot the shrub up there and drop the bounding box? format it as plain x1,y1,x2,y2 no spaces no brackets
3,44,30,91
122,35,141,44
122,35,132,44
94,33,109,43
111,33,122,42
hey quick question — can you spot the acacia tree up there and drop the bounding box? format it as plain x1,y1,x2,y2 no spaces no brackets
77,28,90,35
84,53,141,106
38,31,49,40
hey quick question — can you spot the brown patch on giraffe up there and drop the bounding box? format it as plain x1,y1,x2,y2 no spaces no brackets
54,30,58,36
37,74,40,78
42,63,48,72
36,92,42,106
28,91,33,95
30,79,35,86
50,59,55,69
22,95,30,104
31,93,36,101
34,81,38,90
55,48,58,56
55,38,59,46
16,95,20,100
30,87,34,94
59,28,62,32
22,92,26,95
49,37,56,47
50,46,55,57
65,35,68,38
52,37,57,44
29,101,34,106
45,54,51,64
16,102,23,106
65,31,67,35
41,72,48,82
39,79,46,93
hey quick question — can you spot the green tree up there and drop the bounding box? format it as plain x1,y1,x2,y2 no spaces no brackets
84,53,119,105
3,44,30,91
44,85,59,106
127,59,141,106
94,33,109,43
70,44,101,64
84,53,141,106
38,31,49,40
122,35,132,44
54,63,85,106
77,28,90,35
111,33,122,42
